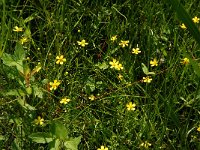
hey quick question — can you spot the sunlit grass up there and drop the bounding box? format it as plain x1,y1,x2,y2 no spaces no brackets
0,0,200,149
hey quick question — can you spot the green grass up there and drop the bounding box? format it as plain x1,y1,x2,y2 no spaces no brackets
1,0,200,149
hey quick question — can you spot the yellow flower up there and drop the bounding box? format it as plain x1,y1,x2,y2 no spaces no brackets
34,116,44,126
89,95,95,101
192,16,200,23
197,126,200,132
49,80,61,91
60,97,71,104
118,74,123,80
109,59,123,70
13,26,23,32
181,58,189,65
132,47,141,54
56,55,66,65
126,102,136,111
78,29,81,32
77,39,88,47
111,35,117,42
109,59,119,69
119,40,129,48
97,146,108,150
143,76,152,83
115,63,123,70
20,37,28,44
180,23,187,29
140,141,151,148
150,58,158,67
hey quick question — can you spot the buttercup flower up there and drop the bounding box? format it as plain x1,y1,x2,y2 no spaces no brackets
192,16,200,23
111,35,117,42
119,40,129,48
181,58,189,65
89,95,95,101
132,47,141,54
20,37,28,44
77,39,88,47
197,126,200,132
180,23,187,29
109,59,119,69
13,26,23,32
97,146,108,150
126,102,136,111
150,58,158,67
49,80,61,91
109,59,123,70
143,76,152,83
60,97,71,104
56,55,66,65
140,141,151,148
118,74,123,80
116,63,123,70
34,116,44,126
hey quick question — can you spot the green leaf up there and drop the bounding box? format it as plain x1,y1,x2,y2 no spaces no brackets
64,136,82,150
14,43,25,61
29,132,53,143
17,98,36,111
50,121,68,140
1,53,23,73
141,63,149,75
5,89,26,96
95,62,109,70
147,72,155,75
49,139,61,150
32,85,43,98
0,135,5,141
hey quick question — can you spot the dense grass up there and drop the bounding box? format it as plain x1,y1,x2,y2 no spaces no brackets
1,0,200,149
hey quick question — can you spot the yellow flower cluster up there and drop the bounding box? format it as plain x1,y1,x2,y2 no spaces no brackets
109,59,123,70
180,16,200,29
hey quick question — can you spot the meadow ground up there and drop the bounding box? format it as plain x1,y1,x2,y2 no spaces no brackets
0,0,200,149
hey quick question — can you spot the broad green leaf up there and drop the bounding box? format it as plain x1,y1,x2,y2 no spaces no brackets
64,136,82,150
50,121,68,140
49,139,60,150
11,138,21,150
1,53,23,73
32,85,43,98
17,98,36,110
0,135,5,141
141,63,149,75
95,62,109,70
14,43,25,61
29,132,53,143
5,89,26,96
